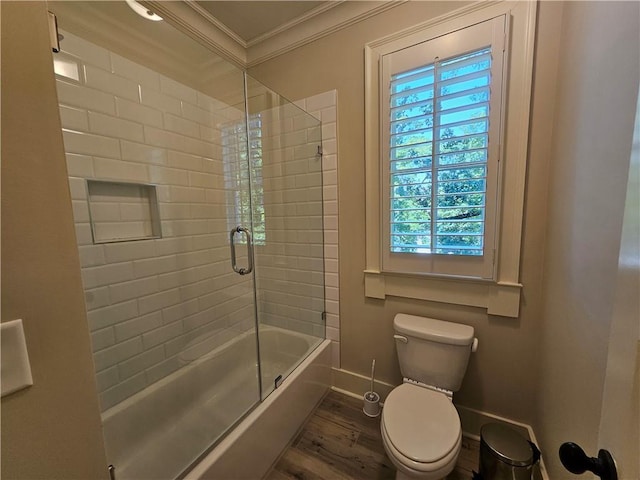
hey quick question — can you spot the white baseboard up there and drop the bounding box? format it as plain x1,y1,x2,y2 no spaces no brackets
331,367,395,400
331,367,549,480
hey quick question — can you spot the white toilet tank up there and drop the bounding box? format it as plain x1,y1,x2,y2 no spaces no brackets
394,314,476,392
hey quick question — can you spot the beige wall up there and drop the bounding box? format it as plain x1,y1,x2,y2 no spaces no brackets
251,4,640,476
1,2,108,478
249,0,560,425
535,1,639,477
3,1,636,478
598,88,640,479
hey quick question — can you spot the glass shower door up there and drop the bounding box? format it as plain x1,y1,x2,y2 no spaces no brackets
49,2,261,478
245,75,325,399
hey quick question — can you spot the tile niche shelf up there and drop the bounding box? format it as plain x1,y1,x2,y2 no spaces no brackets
87,180,162,244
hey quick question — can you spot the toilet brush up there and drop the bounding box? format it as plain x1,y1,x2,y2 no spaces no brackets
366,359,376,401
363,359,381,417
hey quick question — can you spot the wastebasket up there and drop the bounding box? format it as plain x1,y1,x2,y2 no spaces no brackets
479,423,540,480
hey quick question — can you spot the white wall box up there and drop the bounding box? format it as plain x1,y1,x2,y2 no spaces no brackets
0,319,34,397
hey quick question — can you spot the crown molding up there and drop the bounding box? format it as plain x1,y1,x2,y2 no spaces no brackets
183,1,249,48
145,1,407,69
142,0,247,68
246,1,345,47
246,0,408,67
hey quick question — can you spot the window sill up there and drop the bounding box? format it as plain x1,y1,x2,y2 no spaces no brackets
364,269,522,317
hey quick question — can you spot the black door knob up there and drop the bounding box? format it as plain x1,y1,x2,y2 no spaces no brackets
559,442,617,480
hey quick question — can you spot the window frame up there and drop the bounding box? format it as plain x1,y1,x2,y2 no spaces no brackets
364,1,537,317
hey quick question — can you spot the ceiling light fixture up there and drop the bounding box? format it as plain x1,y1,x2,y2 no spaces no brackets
125,0,163,22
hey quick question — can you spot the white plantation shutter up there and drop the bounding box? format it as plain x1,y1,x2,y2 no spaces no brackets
381,16,505,278
389,48,490,255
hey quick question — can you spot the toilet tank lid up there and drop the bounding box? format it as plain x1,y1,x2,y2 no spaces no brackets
394,314,474,346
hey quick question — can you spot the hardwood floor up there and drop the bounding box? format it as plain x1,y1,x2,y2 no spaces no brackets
265,390,479,480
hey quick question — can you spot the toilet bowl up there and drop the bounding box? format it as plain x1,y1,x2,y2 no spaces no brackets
381,383,462,480
383,314,476,479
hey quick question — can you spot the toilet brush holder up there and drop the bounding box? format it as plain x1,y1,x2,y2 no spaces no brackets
363,391,381,417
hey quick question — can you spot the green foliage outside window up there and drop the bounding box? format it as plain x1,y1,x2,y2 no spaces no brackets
389,48,491,256
222,115,265,245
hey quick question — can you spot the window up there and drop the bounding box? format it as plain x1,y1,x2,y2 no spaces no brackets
364,2,537,317
222,114,265,244
388,49,491,257
381,17,504,279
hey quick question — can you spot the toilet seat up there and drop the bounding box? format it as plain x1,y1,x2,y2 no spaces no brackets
381,383,461,474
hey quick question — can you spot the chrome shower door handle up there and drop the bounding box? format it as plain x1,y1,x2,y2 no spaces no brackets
229,226,254,275
243,227,254,274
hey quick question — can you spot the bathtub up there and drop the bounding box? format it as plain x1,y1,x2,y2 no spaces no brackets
102,326,331,480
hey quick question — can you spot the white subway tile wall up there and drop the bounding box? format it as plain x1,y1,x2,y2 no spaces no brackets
294,91,340,368
220,90,331,358
56,31,340,409
56,31,253,411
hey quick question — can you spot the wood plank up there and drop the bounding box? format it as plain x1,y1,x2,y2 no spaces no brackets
314,393,382,439
295,420,393,479
456,438,480,474
446,468,473,480
302,415,360,448
355,426,388,457
265,390,480,480
263,467,292,480
267,446,353,480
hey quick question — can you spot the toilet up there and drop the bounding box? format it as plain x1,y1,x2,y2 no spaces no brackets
381,314,478,480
